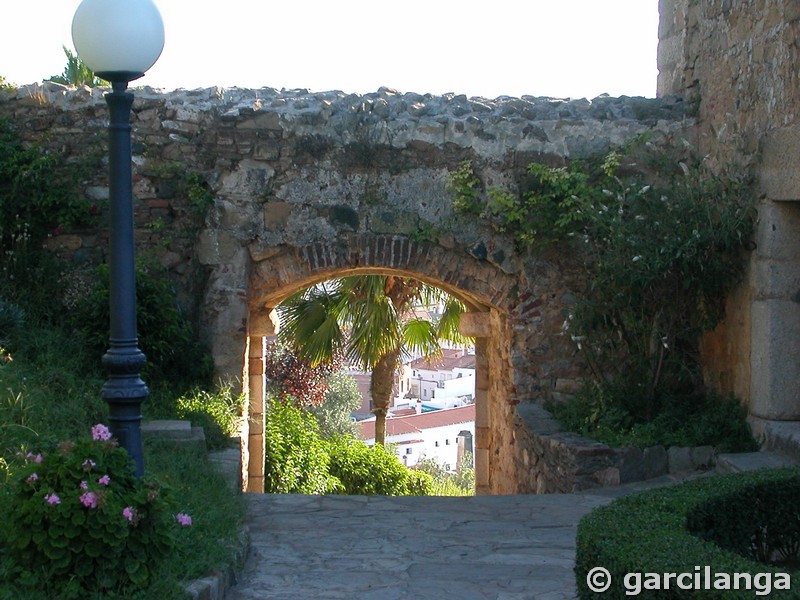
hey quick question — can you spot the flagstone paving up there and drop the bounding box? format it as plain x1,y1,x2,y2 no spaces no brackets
226,474,701,600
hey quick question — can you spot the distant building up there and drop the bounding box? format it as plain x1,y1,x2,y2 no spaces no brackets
396,348,475,408
359,404,475,471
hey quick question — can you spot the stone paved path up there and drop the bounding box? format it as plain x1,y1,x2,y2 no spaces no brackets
227,475,697,600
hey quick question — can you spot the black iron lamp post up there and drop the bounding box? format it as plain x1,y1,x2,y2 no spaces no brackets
72,0,165,477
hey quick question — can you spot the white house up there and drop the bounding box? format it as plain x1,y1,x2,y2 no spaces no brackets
359,404,475,472
396,348,475,407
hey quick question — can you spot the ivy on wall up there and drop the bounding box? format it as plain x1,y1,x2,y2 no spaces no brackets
449,137,757,441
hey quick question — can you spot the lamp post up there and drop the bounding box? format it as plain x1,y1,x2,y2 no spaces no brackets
72,0,165,477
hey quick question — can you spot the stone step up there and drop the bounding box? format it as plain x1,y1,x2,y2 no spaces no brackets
141,419,206,448
715,451,797,474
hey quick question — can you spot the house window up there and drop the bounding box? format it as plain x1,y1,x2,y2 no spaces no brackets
405,448,412,455
435,441,439,447
445,439,450,445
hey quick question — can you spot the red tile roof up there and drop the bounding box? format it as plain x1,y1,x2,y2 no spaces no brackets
360,404,475,441
409,348,475,371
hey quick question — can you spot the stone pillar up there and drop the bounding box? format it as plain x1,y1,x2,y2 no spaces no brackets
244,307,279,493
656,0,691,97
750,129,800,421
461,311,491,495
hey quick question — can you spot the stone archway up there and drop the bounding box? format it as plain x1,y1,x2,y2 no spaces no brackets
239,234,519,495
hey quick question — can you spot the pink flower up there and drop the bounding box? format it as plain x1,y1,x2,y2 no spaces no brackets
80,480,89,491
25,452,44,463
26,473,38,484
80,491,99,509
175,512,193,527
45,493,61,505
91,424,112,441
122,506,136,522
98,475,111,486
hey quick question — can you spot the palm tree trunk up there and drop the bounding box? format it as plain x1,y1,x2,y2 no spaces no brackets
370,348,400,445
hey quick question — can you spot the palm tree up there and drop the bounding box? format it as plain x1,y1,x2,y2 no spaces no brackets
278,275,469,445
48,46,108,88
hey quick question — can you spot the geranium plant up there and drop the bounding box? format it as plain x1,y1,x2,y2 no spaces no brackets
4,424,191,597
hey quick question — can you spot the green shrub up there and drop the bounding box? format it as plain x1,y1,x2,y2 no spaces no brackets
1,425,180,598
326,436,431,496
414,456,474,496
547,390,758,452
575,469,800,599
263,399,339,494
70,260,213,389
451,141,756,434
686,475,800,566
0,298,24,345
174,385,244,450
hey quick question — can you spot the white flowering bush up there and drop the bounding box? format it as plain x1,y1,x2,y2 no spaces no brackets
3,424,192,598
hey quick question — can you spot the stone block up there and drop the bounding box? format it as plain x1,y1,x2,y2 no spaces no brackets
752,258,800,300
668,446,693,473
592,467,621,487
618,447,645,483
690,445,715,470
142,420,192,439
43,234,82,252
459,312,492,338
642,445,669,479
754,201,800,261
759,125,800,200
750,300,800,420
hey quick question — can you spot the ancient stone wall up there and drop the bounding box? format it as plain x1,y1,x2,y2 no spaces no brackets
659,0,800,425
0,82,691,492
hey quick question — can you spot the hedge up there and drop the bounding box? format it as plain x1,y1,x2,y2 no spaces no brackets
575,468,800,599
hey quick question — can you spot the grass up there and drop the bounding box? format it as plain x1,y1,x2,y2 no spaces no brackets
0,319,246,599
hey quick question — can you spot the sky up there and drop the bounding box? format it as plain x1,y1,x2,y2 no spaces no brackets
2,0,659,100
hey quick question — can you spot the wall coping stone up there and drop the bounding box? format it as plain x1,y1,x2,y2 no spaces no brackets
517,402,718,492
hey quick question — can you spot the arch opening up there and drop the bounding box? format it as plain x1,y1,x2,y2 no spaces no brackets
236,236,520,496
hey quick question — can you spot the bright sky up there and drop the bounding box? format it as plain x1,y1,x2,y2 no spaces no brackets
2,0,659,100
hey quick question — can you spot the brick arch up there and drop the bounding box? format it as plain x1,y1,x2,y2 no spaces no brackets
247,234,520,311
241,234,521,495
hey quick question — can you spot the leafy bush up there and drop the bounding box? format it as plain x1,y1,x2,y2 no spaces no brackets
327,436,432,496
547,390,758,452
70,260,213,389
451,139,757,442
263,399,339,494
414,455,474,496
1,425,184,598
575,469,800,599
175,385,244,450
263,400,433,496
687,474,800,566
0,298,24,345
0,118,100,250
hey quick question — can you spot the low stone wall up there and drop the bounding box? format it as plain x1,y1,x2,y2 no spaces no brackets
515,403,716,493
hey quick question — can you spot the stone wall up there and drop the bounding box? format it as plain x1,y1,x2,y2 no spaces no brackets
0,82,692,493
658,0,800,424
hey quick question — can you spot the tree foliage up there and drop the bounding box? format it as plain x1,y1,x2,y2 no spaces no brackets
262,343,339,407
308,372,362,438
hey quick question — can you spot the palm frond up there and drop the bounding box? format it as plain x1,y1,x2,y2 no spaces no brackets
401,319,440,360
278,290,345,366
346,290,401,370
436,297,472,346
